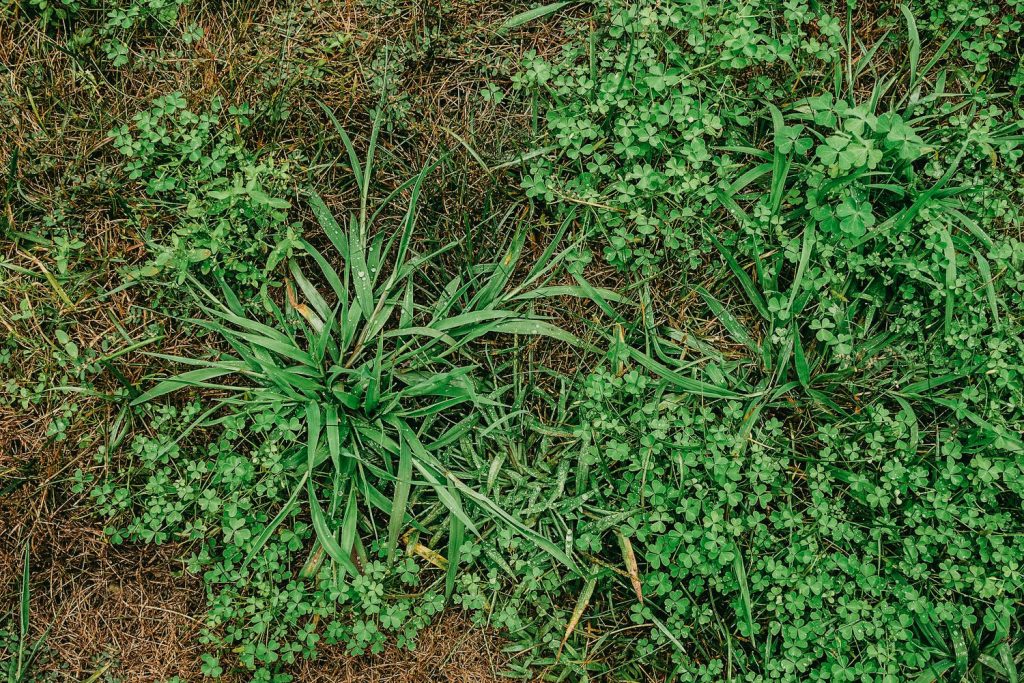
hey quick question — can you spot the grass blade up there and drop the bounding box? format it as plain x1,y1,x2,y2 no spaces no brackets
445,483,465,601
386,434,413,562
242,472,309,571
308,477,359,576
899,4,921,88
734,548,756,650
18,541,30,678
557,575,597,660
347,213,374,323
340,480,359,563
318,101,363,194
499,1,571,32
616,530,642,603
793,326,811,387
697,286,761,362
131,366,243,406
708,233,770,320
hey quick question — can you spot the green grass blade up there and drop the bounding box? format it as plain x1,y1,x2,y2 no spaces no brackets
386,434,413,562
307,477,359,576
490,319,584,347
932,398,1024,452
651,615,688,656
242,472,309,571
999,643,1019,683
445,483,465,601
787,221,815,313
558,574,597,658
898,372,966,396
131,366,242,406
697,286,761,361
18,541,30,677
365,340,382,416
708,233,770,320
360,108,383,235
624,344,743,399
973,250,999,326
306,400,322,471
391,163,430,277
899,4,921,88
793,327,811,387
340,480,359,561
213,327,315,367
347,213,374,323
939,226,956,336
308,190,350,256
394,419,480,537
912,660,952,683
733,548,756,650
499,1,571,32
318,101,363,194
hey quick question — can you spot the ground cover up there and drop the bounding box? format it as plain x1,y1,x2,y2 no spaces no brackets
2,0,1023,681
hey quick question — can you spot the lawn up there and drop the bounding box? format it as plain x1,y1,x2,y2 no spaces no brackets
2,0,1024,681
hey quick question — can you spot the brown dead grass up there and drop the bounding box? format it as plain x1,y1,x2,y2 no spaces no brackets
0,489,205,681
293,616,510,683
0,498,511,682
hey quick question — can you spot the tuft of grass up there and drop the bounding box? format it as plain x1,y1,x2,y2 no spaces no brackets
133,112,586,574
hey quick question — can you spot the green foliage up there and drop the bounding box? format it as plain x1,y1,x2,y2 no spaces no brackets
488,0,1024,679
23,0,189,66
516,361,1023,680
13,0,1024,680
77,400,448,679
512,0,1024,273
511,0,846,271
109,94,300,290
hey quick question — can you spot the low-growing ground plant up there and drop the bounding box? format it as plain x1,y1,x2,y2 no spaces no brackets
24,0,191,66
475,0,1024,680
109,93,301,291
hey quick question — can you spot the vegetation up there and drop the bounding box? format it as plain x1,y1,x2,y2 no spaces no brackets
2,0,1023,681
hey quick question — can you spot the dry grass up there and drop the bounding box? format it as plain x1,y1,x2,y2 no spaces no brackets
1,503,510,681
0,489,204,680
292,615,510,683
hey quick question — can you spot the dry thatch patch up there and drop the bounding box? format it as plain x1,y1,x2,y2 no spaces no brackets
2,500,510,682
0,495,205,680
292,616,509,683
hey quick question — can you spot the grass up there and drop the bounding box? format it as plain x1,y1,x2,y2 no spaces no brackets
3,0,1024,681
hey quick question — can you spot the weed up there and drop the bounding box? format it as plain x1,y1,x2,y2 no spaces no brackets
108,93,301,291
